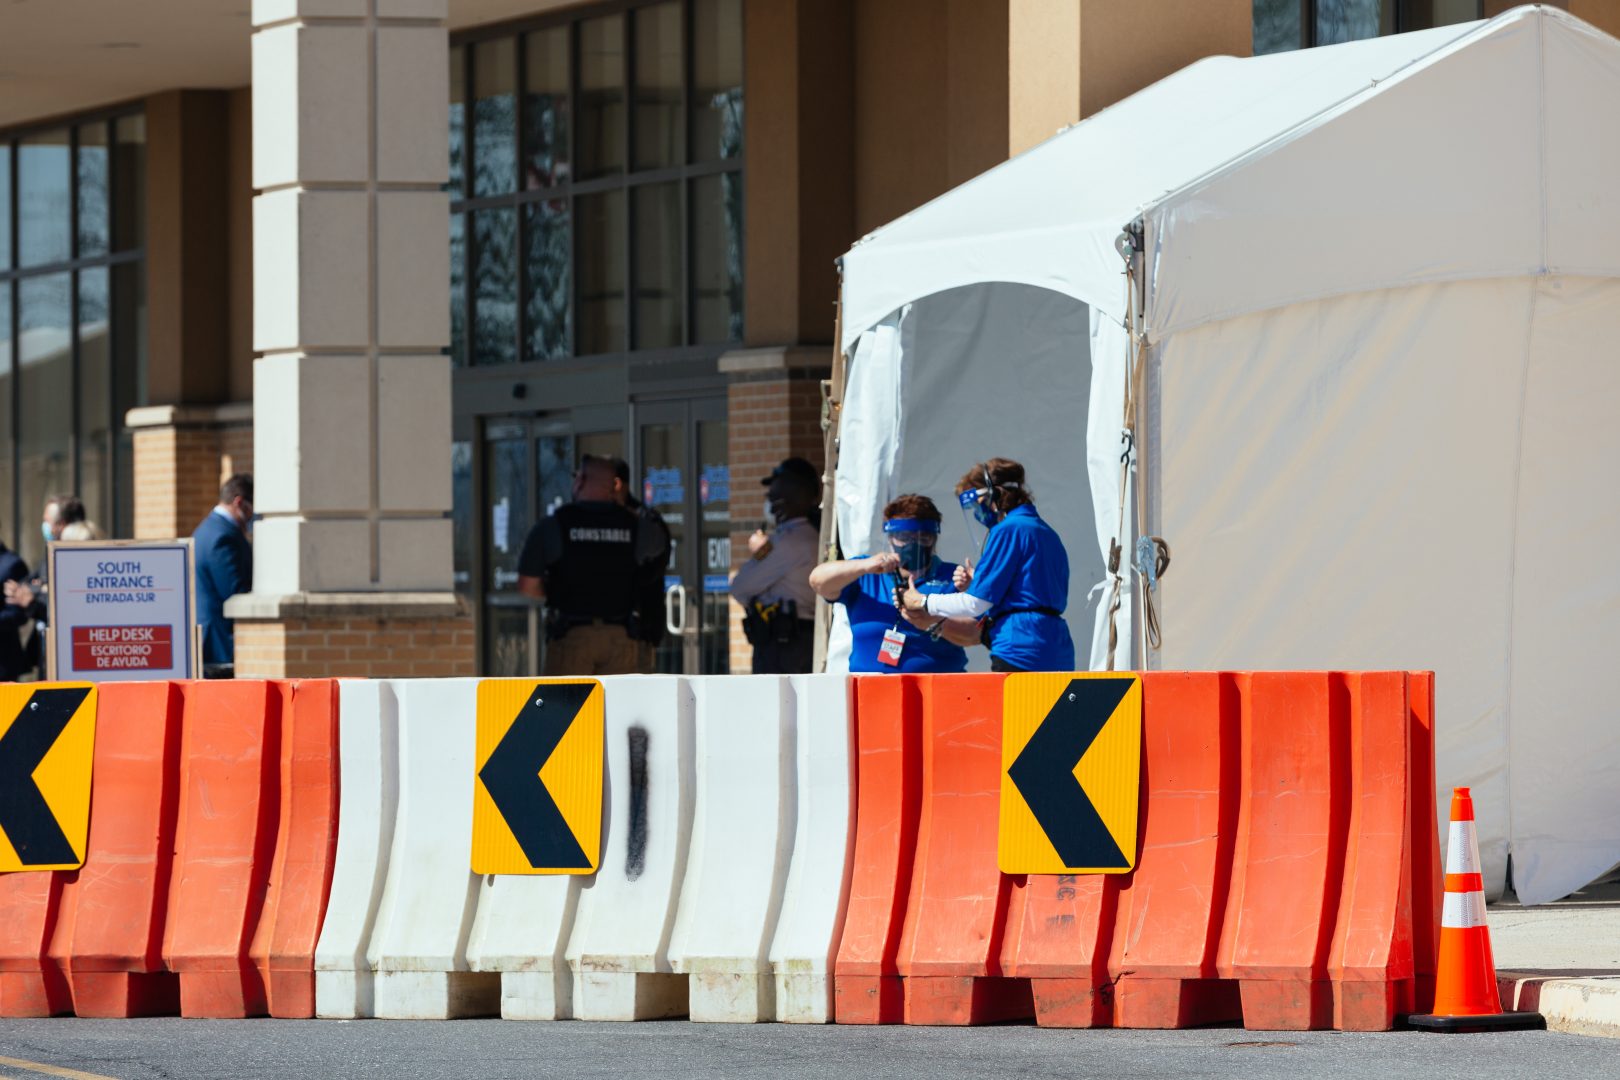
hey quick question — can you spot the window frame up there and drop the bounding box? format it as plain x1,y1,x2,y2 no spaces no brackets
450,0,745,371
0,101,146,545
1261,0,1485,52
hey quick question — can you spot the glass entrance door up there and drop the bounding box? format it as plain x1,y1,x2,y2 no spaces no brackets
637,396,730,674
479,414,624,676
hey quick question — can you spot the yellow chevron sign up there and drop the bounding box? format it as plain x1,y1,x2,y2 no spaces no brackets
999,673,1141,875
0,684,98,872
471,679,603,875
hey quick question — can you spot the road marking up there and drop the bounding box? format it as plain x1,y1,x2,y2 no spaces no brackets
0,1056,120,1080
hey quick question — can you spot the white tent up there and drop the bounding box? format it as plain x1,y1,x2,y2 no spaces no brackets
832,5,1620,905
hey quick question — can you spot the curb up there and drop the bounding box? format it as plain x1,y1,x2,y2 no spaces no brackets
1499,972,1620,1039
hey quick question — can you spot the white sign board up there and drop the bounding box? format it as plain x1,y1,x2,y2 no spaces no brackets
47,540,198,681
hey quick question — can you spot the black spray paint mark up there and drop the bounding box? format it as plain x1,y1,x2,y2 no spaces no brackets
625,725,650,881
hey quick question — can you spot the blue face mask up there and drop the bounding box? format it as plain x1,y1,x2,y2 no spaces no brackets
41,521,54,544
972,500,999,528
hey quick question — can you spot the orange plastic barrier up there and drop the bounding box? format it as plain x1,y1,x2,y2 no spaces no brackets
0,873,69,1016
897,674,1029,1025
833,669,1437,1032
1407,671,1442,1014
1215,673,1349,1028
833,676,922,1023
248,679,341,1018
162,680,284,1018
49,681,183,1017
1104,671,1240,1028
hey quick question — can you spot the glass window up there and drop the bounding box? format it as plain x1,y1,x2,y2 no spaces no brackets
449,45,466,201
0,287,12,543
485,422,532,592
78,122,110,258
692,0,744,162
0,146,11,270
78,267,111,530
450,211,467,366
18,273,73,568
113,114,145,252
692,172,742,344
525,27,570,189
536,428,575,519
524,197,571,361
19,129,71,267
452,440,473,590
578,190,626,355
1316,0,1393,45
633,182,682,349
472,207,518,365
633,3,684,172
1254,0,1304,53
579,15,627,180
449,4,745,366
473,38,518,198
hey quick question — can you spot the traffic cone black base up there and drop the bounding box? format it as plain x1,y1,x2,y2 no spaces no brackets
1407,1010,1544,1033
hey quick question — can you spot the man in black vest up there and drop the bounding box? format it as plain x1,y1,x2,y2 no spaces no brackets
516,454,648,675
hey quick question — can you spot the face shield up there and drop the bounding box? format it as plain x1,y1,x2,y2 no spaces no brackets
958,488,996,558
882,517,940,575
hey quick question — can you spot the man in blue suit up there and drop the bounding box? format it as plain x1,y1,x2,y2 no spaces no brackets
192,474,253,669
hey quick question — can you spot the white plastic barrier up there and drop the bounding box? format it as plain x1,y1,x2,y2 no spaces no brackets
668,676,796,1022
370,678,498,1019
566,675,697,1020
769,674,856,1023
465,680,590,1021
313,680,400,1019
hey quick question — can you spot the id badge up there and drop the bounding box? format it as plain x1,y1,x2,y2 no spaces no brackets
877,626,906,667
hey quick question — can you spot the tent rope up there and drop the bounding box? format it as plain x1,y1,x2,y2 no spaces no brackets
1105,224,1169,669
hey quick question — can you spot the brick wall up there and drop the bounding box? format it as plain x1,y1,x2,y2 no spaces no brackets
235,614,476,679
130,410,254,540
726,373,827,673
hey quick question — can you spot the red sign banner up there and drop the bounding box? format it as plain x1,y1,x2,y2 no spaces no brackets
70,625,174,671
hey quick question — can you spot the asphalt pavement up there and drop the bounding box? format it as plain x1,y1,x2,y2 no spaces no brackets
0,1018,1614,1080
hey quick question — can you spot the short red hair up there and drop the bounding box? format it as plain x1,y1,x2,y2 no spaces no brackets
882,493,942,522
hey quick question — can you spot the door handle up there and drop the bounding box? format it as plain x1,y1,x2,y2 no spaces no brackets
665,583,688,636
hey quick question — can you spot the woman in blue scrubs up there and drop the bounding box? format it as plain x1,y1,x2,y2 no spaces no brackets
898,458,1074,672
809,494,968,674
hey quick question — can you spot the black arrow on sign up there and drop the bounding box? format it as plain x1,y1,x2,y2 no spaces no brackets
478,682,594,870
1007,677,1133,870
0,686,91,866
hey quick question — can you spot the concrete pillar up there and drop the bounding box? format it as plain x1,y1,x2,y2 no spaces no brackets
231,0,471,678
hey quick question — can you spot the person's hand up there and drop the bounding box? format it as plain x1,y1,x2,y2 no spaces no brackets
865,552,900,575
3,579,33,609
747,529,771,555
952,562,974,591
897,581,928,616
898,605,935,632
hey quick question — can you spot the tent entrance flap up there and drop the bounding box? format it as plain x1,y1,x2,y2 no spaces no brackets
830,283,1103,674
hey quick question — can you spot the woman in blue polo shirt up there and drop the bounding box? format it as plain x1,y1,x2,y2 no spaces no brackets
809,494,968,674
899,458,1074,672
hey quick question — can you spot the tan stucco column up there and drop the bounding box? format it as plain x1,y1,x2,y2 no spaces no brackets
229,0,472,678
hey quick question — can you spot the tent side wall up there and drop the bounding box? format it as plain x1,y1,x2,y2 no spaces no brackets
1148,276,1620,904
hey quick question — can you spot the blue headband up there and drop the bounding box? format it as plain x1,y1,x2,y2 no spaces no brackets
958,490,987,509
883,517,941,534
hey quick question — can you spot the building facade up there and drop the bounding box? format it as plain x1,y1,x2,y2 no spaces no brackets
3,0,1610,676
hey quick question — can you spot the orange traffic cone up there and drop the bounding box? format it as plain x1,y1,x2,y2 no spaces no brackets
1408,787,1542,1032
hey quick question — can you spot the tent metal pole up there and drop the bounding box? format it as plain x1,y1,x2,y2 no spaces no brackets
812,292,847,674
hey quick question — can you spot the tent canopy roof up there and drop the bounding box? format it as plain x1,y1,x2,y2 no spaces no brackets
840,5,1620,350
